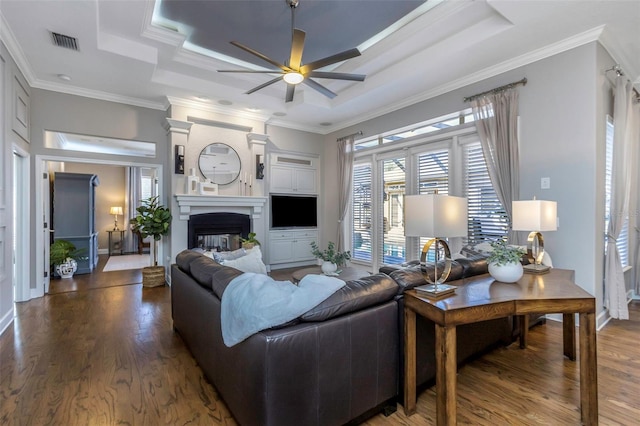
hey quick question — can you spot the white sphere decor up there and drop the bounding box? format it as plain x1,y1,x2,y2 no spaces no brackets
488,261,523,283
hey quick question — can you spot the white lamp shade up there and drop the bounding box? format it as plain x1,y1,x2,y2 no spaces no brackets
512,199,557,231
110,206,123,216
404,194,468,237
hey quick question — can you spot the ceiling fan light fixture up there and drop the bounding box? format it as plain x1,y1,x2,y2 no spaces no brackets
283,72,304,85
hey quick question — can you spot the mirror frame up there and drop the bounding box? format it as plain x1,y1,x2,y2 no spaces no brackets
198,143,242,185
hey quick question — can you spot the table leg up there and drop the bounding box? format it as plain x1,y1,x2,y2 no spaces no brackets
403,306,417,415
579,312,598,425
435,324,457,426
563,313,576,360
518,315,529,349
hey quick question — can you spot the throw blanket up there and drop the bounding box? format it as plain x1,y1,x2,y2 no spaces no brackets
221,273,346,347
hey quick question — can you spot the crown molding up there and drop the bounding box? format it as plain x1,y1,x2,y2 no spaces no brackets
326,25,607,134
32,79,166,110
0,11,37,85
166,96,270,123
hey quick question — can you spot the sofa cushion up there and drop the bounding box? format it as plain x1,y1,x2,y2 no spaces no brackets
388,260,465,293
300,273,398,322
210,267,244,299
176,250,207,274
456,254,489,277
188,256,225,290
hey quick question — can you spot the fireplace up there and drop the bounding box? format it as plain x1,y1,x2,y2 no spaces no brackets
188,212,250,251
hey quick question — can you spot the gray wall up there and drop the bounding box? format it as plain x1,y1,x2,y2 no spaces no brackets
29,89,168,288
323,42,620,319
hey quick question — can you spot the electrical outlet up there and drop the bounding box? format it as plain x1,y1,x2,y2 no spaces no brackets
541,177,550,189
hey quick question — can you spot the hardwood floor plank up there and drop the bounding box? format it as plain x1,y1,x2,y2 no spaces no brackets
2,265,639,425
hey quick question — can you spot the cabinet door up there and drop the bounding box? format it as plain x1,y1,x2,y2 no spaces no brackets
292,237,316,262
270,166,295,193
269,239,295,264
294,168,317,194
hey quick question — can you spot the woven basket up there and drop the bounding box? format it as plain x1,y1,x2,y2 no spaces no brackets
242,242,256,249
142,266,166,288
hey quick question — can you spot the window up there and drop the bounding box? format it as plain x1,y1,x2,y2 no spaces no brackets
604,115,629,267
350,109,507,270
352,163,372,262
381,157,406,264
416,148,449,257
463,141,508,243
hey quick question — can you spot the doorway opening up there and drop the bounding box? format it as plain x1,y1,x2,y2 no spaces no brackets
33,155,163,298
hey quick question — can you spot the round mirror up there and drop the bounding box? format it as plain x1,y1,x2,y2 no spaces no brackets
198,143,241,185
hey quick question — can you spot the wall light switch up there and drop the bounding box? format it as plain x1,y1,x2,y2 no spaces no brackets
541,177,551,189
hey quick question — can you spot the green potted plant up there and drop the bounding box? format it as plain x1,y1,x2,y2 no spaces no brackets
486,240,526,283
50,239,85,279
132,196,172,287
240,232,261,249
310,241,351,275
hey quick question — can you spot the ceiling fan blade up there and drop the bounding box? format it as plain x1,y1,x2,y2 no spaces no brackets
303,78,337,99
285,84,296,103
300,48,361,74
230,41,290,72
308,71,366,81
289,29,306,70
218,70,285,74
245,76,283,95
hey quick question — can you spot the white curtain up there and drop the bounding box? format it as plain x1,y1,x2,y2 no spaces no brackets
337,136,355,252
471,89,521,243
633,101,640,295
605,76,637,320
125,166,143,253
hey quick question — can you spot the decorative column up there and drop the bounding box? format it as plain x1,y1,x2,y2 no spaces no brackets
246,133,269,197
165,118,194,266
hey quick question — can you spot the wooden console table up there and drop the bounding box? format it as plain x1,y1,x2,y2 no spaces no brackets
403,268,597,425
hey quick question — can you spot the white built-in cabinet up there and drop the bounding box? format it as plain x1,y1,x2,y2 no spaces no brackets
268,229,318,265
269,153,317,194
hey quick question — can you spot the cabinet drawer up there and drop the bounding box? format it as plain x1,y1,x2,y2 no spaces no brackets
270,230,296,240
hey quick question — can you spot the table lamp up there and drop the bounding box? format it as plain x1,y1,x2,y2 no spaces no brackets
110,206,123,231
404,194,467,295
512,198,557,274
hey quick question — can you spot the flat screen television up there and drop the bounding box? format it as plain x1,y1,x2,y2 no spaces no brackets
271,195,317,228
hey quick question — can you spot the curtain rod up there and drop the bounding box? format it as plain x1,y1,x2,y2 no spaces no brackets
605,64,640,100
337,131,363,142
463,78,528,103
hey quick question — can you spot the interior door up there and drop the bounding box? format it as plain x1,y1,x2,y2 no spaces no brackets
43,167,51,293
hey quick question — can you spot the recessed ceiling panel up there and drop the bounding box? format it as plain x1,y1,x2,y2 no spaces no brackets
156,0,426,67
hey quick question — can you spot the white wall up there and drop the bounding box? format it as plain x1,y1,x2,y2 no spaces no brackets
323,42,619,319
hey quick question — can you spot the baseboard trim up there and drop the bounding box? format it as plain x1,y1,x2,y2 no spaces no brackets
0,308,14,338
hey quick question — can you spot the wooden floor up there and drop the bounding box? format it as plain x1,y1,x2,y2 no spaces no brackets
48,254,143,295
2,265,639,425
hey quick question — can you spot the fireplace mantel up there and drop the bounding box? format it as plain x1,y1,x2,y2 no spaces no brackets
175,195,268,220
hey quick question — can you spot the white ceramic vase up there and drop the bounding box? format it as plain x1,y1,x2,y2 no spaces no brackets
56,257,78,279
321,261,338,275
488,262,523,283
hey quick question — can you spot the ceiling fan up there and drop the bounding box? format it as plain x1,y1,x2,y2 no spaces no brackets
218,0,366,103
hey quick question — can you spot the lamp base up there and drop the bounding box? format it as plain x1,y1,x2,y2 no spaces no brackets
523,263,550,274
415,283,456,298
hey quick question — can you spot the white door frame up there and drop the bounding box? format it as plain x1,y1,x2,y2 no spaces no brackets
12,145,30,302
33,154,163,299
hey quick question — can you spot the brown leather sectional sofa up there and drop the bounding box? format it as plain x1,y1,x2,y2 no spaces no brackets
171,250,515,426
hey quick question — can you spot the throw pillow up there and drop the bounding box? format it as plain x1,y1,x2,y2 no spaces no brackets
221,246,267,274
212,248,246,263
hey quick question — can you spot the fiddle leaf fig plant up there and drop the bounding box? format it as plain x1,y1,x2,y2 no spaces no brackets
132,196,172,266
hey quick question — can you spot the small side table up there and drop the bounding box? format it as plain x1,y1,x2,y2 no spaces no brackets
107,230,125,256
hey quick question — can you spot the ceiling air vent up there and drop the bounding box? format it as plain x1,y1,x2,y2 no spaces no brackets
50,31,79,51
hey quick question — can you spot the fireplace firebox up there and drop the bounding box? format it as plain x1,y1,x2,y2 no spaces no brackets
188,213,250,251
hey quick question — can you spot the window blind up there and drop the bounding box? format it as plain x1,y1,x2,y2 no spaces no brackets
463,142,508,243
352,163,373,262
